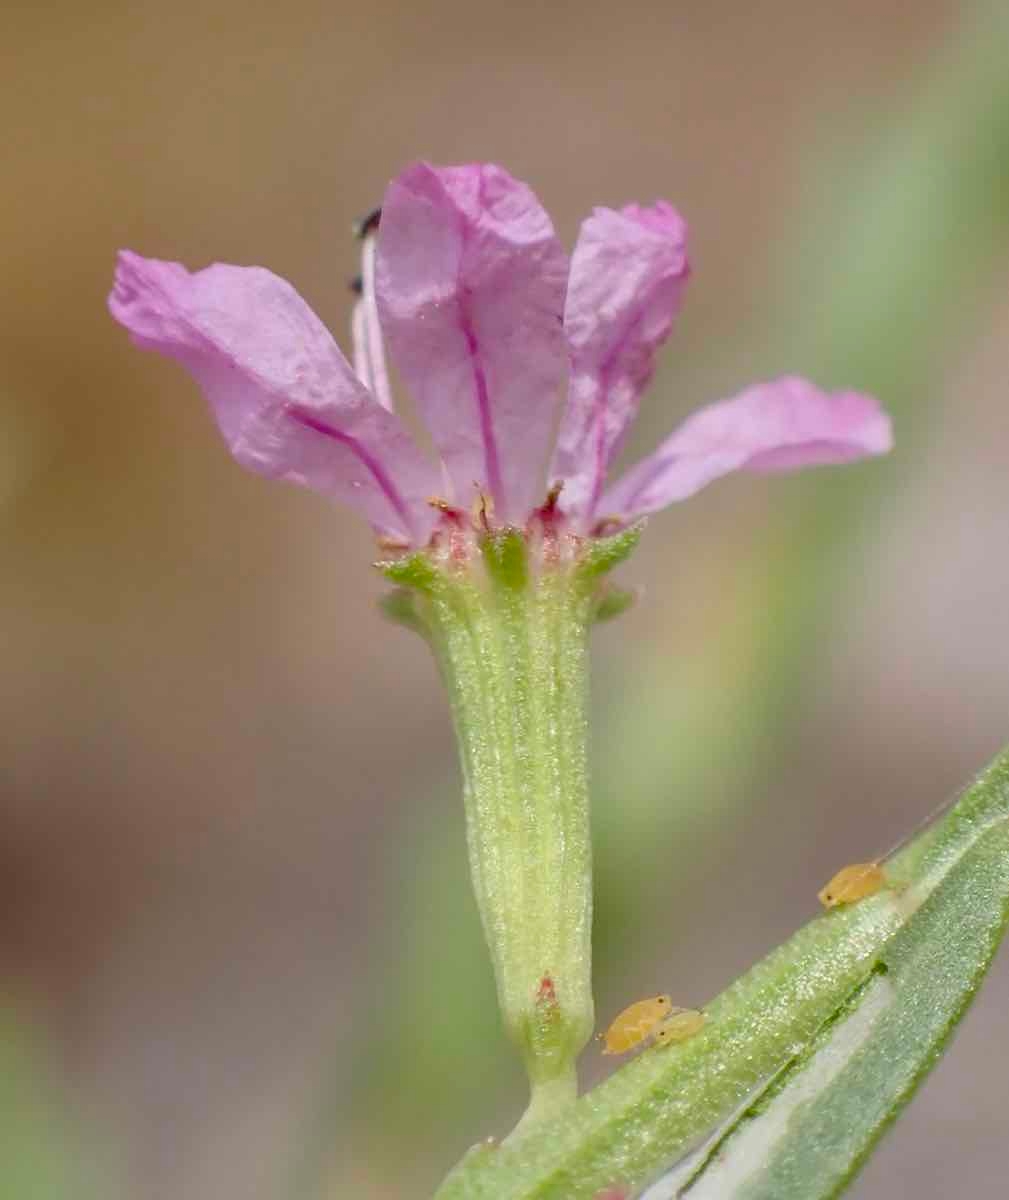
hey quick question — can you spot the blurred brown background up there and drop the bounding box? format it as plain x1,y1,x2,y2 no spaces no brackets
3,1,1009,1197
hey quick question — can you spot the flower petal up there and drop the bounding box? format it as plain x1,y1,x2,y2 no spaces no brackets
375,162,568,523
551,202,690,525
108,251,439,544
599,377,893,521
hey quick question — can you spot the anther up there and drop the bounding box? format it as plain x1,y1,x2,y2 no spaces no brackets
427,496,465,524
472,488,494,533
353,207,382,240
540,480,564,516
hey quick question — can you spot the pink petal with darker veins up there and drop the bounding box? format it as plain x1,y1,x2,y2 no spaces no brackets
376,162,568,523
109,251,439,544
599,376,893,521
551,202,689,526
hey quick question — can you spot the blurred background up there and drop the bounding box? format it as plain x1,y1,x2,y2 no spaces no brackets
3,1,1009,1196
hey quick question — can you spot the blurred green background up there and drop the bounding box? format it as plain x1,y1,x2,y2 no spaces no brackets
3,1,1009,1197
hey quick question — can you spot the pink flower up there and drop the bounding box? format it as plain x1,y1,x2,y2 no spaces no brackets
109,162,892,548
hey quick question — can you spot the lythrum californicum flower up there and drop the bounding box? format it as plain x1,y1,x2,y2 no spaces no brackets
109,162,892,547
108,161,896,1126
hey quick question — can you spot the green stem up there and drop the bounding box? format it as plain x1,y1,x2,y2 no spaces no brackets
512,1071,579,1139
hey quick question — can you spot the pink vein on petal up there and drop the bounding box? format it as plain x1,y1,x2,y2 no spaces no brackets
285,406,414,533
460,314,504,509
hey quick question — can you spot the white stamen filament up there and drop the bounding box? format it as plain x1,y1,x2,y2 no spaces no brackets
351,235,394,412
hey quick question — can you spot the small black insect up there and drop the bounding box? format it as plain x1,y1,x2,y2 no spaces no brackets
348,274,363,296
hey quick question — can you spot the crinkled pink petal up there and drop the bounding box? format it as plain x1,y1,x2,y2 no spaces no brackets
551,202,690,526
375,162,568,524
599,376,893,520
108,251,439,544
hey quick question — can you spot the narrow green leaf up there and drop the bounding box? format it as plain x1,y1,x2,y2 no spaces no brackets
436,749,1009,1199
674,819,1009,1200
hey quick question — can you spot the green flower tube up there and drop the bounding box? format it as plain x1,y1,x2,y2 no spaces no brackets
383,516,640,1122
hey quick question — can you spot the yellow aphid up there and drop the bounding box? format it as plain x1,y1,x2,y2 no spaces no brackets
653,1009,706,1046
818,861,887,909
600,994,673,1055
